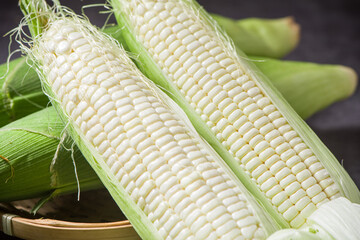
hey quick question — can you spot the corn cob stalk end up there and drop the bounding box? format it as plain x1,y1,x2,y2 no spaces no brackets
212,14,300,58
339,65,358,97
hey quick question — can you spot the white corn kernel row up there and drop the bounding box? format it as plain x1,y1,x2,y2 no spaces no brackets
33,18,266,239
124,0,342,228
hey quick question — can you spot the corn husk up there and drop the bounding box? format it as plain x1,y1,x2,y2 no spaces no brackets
0,107,101,203
0,57,48,127
251,57,358,119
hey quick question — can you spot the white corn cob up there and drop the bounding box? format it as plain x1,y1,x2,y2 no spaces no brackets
22,8,280,239
113,0,360,229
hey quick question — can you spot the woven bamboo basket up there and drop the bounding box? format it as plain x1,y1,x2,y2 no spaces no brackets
0,189,140,240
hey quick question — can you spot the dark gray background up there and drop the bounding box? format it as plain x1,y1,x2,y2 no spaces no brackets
0,0,359,239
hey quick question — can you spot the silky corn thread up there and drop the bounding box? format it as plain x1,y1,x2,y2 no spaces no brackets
31,18,266,239
123,0,342,228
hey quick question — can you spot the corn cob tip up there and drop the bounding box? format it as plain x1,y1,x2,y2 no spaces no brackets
338,65,358,97
283,17,300,49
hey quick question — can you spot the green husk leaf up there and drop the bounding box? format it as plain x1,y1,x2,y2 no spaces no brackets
251,57,358,119
19,0,48,37
212,15,300,58
0,57,48,127
0,107,101,202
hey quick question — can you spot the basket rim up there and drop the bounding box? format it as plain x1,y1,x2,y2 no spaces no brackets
1,211,138,240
